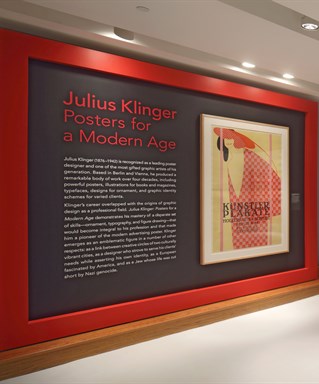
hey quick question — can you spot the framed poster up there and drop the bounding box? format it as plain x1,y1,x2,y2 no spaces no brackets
0,28,317,353
201,115,289,264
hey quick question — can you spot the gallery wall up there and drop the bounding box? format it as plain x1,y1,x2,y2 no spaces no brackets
2,27,318,348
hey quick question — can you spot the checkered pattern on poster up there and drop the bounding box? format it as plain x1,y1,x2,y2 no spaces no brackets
228,150,281,249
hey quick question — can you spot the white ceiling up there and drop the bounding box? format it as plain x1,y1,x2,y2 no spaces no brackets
1,0,319,99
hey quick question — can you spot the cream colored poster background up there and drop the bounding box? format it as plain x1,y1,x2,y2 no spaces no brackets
211,127,282,253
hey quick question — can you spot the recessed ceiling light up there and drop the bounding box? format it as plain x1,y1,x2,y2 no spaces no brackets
301,22,319,30
301,16,319,30
113,27,134,41
242,62,255,69
283,73,294,80
136,6,150,12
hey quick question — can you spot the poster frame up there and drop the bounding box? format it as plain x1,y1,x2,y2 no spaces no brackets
200,114,290,264
0,28,317,351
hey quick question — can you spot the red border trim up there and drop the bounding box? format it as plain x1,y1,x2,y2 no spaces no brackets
0,29,317,351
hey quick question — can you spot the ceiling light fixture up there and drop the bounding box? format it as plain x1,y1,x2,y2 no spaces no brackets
301,17,319,31
283,73,294,80
136,5,150,12
242,62,255,69
113,27,135,41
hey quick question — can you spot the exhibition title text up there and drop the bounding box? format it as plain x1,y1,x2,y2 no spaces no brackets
62,91,178,153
